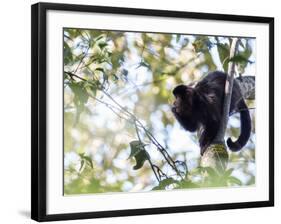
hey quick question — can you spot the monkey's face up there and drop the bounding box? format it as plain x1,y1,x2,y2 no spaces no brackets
172,85,198,132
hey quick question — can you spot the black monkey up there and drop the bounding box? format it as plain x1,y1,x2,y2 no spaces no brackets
172,71,251,155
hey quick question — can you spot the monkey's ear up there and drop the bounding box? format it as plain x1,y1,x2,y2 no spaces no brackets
173,85,186,96
173,85,194,97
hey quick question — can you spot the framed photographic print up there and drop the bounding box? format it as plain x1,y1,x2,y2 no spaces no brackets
31,2,274,222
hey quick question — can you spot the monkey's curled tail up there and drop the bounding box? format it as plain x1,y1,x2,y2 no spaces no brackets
226,100,251,151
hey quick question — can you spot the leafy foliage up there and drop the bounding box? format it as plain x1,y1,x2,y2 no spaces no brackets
128,140,150,170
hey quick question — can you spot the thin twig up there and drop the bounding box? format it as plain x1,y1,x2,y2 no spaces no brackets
134,120,160,182
73,46,90,74
65,71,184,179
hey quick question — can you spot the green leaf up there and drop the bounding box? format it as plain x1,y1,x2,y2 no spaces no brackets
223,168,234,178
69,82,89,104
95,67,105,73
98,41,108,49
152,178,178,190
228,40,253,74
95,35,105,42
78,152,85,157
192,36,213,53
200,166,219,178
83,155,94,169
84,82,97,97
78,153,94,170
177,180,199,189
112,74,119,82
68,81,89,123
160,178,177,186
111,52,125,69
227,176,242,185
128,140,150,170
63,42,73,65
229,54,251,63
216,43,230,72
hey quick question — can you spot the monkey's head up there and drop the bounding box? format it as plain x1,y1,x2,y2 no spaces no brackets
171,84,199,132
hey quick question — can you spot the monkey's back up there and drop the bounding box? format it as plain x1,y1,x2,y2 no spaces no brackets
195,71,242,113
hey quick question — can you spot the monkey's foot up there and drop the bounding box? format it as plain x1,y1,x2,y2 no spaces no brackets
200,143,229,173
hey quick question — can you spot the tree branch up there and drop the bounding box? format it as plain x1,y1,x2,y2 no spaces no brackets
214,38,239,143
201,38,239,172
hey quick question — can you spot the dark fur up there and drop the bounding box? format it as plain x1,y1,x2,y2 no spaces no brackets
172,71,251,155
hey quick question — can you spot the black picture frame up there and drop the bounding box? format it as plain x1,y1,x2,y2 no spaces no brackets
31,2,274,222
